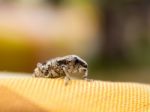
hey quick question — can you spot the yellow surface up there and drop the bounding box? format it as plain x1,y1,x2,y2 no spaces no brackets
0,77,150,112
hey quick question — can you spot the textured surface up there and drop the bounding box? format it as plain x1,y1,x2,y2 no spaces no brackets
0,77,150,112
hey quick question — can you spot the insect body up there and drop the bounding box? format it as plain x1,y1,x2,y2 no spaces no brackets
33,55,88,85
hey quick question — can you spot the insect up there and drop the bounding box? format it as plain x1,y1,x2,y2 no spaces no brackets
33,55,88,85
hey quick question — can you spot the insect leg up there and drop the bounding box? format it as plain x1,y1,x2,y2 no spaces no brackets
62,66,71,85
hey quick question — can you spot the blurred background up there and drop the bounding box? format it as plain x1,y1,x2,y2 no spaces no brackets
0,0,150,83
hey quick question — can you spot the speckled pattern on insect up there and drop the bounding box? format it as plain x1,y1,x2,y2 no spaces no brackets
33,55,88,85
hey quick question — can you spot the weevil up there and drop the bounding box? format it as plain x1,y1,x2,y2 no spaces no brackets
33,55,88,85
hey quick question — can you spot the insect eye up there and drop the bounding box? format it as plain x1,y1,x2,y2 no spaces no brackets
83,64,88,68
75,59,87,68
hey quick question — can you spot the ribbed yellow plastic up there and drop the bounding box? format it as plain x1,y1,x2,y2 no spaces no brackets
0,78,150,112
